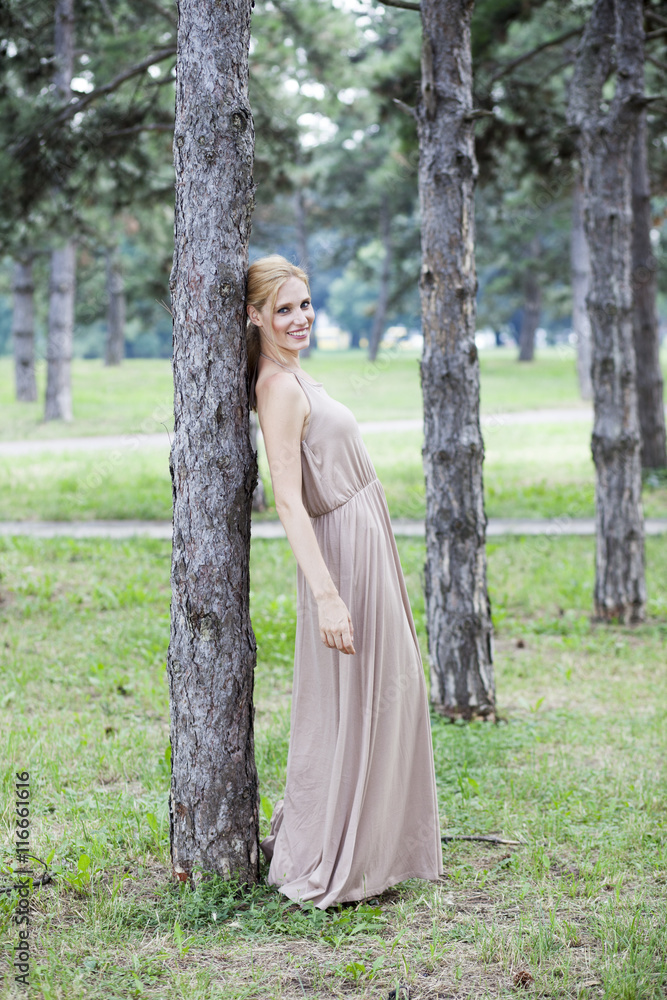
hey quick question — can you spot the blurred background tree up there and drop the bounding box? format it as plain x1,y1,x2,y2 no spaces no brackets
0,0,665,383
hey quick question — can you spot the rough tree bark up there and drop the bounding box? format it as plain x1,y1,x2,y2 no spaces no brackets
167,0,259,884
368,198,393,362
571,174,593,400
417,0,495,720
517,259,541,362
44,0,76,422
12,253,37,402
104,245,126,366
568,0,646,622
632,110,666,469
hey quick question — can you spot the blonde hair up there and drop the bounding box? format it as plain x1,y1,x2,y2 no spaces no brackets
246,255,310,411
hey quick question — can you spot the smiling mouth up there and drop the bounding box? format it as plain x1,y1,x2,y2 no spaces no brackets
287,329,309,337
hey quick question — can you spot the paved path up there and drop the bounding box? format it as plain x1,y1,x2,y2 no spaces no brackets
2,517,666,539
0,408,600,457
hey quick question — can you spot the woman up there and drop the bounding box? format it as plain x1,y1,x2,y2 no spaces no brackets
248,255,442,909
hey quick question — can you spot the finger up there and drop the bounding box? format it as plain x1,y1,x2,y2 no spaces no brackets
341,625,354,654
334,631,345,652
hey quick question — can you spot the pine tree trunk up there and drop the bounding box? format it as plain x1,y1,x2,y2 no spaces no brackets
45,0,75,422
571,175,593,400
417,0,495,721
167,0,259,884
632,110,666,469
105,246,125,366
568,0,646,622
368,199,393,363
12,254,37,403
44,242,75,422
517,259,541,362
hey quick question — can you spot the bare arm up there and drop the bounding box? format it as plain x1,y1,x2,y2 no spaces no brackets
257,373,355,655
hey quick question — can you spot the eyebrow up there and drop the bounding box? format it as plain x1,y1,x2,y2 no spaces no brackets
274,296,311,309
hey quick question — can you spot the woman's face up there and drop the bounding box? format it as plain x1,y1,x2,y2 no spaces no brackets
249,277,315,358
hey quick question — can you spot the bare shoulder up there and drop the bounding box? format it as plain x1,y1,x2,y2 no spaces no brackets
255,369,304,405
256,370,308,432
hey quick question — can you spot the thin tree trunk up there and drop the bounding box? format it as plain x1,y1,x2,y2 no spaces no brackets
571,174,593,400
12,254,37,402
295,188,316,356
295,188,310,279
45,0,75,422
368,198,393,362
44,242,75,422
632,110,666,469
417,0,495,721
168,0,259,885
518,257,541,362
105,245,125,365
568,0,646,623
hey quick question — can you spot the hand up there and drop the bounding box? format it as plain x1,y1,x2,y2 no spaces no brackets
317,594,355,655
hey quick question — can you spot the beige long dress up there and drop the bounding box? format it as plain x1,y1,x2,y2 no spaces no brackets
259,364,443,909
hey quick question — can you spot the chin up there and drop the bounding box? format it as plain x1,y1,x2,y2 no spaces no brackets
285,332,311,351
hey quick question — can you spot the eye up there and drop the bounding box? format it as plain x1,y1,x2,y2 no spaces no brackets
301,300,311,309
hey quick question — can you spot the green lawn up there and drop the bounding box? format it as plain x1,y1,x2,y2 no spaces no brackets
0,346,634,441
1,534,666,998
0,358,174,442
3,419,667,522
2,348,666,523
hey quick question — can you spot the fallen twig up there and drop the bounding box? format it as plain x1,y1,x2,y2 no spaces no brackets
0,855,54,894
441,834,526,846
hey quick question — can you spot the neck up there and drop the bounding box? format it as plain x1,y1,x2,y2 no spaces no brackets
259,351,301,371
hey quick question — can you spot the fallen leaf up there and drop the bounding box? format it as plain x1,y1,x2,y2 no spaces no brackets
513,969,534,989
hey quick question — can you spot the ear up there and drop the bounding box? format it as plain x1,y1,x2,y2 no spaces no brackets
247,303,261,327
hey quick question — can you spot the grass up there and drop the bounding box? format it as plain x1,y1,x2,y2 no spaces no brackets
3,421,667,523
1,534,667,998
4,344,658,441
1,345,666,996
0,358,174,442
2,348,666,523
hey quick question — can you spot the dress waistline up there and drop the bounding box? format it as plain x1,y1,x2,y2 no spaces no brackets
309,477,380,519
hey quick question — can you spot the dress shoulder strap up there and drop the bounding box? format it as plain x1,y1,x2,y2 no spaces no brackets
259,353,322,388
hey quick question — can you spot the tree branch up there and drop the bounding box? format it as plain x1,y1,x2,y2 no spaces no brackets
464,108,495,121
142,0,178,28
393,97,417,118
379,0,420,10
646,53,667,73
106,122,174,136
645,9,667,29
49,46,177,129
490,27,583,84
